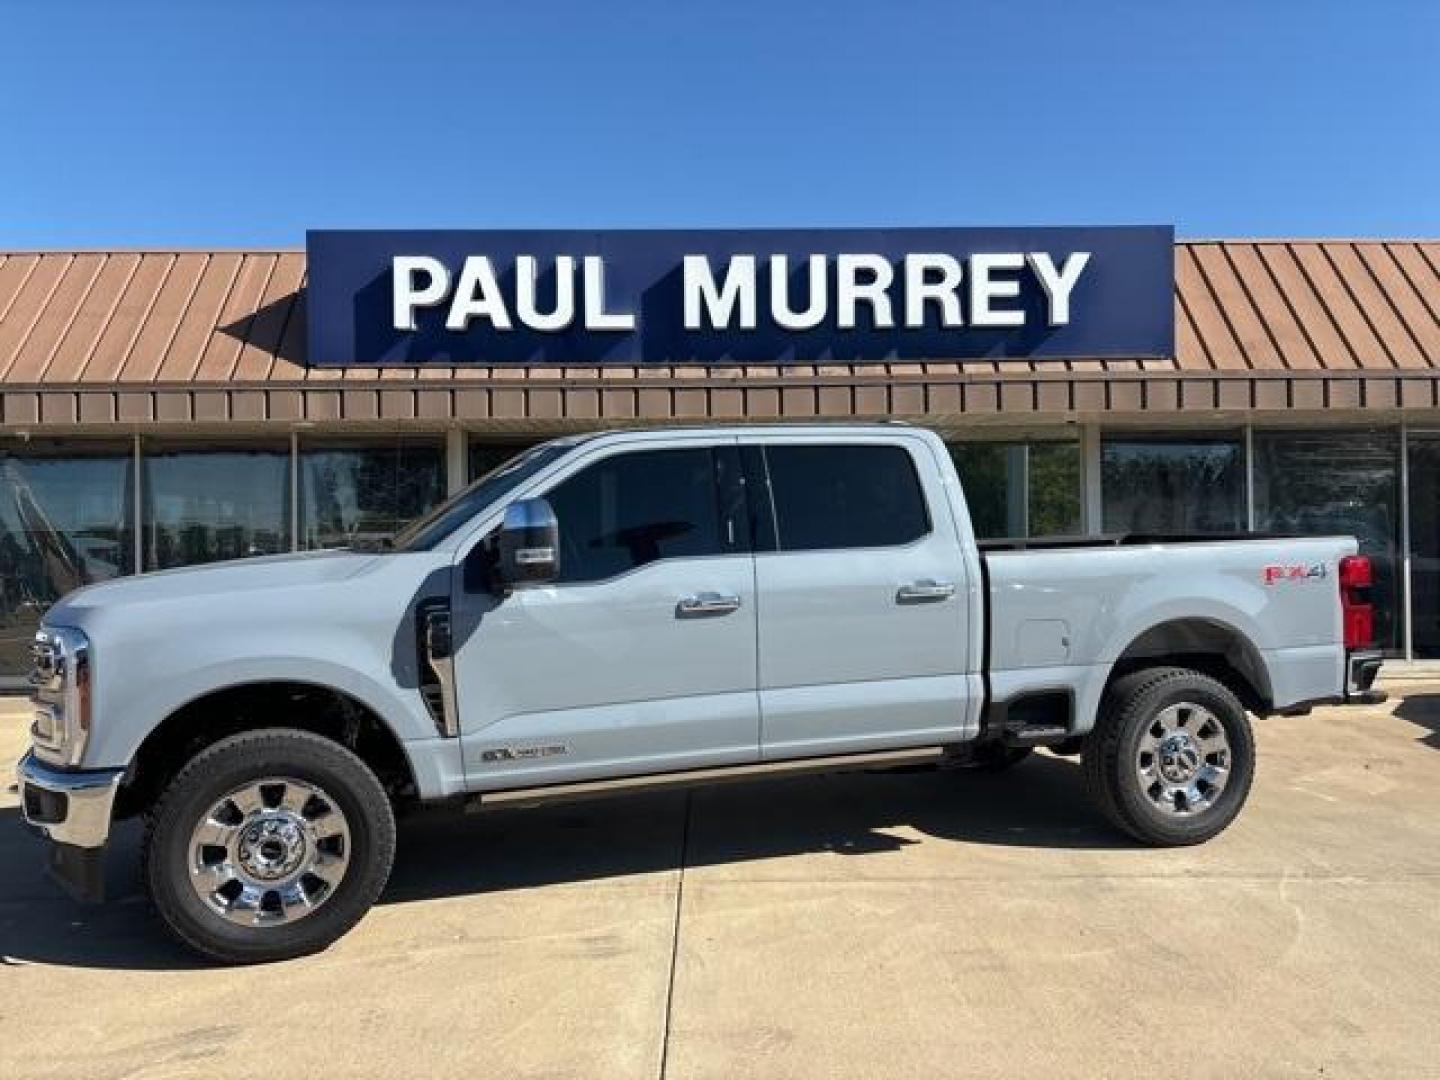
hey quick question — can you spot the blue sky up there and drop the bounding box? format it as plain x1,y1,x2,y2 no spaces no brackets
2,1,1436,246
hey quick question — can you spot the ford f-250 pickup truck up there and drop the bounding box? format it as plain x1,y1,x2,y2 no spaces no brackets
17,424,1384,964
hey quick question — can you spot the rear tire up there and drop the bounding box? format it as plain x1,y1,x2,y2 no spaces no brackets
142,728,396,965
1083,667,1255,846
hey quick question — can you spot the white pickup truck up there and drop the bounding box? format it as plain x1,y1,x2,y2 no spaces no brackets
18,424,1383,963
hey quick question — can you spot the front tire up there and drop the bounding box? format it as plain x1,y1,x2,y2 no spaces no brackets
1083,667,1255,846
143,728,396,965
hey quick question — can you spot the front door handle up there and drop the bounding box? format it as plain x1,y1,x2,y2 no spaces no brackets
896,579,956,604
676,592,743,618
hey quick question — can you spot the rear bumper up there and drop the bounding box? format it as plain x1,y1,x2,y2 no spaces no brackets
1344,650,1386,705
16,751,124,903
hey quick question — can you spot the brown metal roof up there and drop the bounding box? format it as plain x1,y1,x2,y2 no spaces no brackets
2,241,1439,430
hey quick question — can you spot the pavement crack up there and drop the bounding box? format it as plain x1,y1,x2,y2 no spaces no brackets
657,789,692,1080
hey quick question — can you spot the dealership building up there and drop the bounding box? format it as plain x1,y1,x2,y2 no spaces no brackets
1,229,1439,685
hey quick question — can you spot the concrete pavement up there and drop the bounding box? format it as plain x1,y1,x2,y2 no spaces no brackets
1,692,1438,1079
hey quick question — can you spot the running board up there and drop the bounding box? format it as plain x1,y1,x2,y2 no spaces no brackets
471,746,948,810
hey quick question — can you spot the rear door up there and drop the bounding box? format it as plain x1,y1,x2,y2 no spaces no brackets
744,434,975,759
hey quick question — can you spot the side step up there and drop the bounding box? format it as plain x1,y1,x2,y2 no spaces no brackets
1001,724,1070,747
472,746,948,810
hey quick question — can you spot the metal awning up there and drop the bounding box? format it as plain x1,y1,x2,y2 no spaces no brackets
1,241,1438,431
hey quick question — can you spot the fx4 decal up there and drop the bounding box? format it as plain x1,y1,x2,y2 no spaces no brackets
1262,563,1329,586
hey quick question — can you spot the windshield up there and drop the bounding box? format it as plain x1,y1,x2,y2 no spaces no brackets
390,441,574,551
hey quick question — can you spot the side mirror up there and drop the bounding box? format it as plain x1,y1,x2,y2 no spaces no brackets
497,497,560,587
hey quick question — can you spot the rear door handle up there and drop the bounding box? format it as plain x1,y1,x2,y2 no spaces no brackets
676,592,743,617
896,579,955,604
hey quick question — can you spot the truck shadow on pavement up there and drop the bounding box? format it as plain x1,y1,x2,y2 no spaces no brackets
0,752,1125,971
1392,693,1440,750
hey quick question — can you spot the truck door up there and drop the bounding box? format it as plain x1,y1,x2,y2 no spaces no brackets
744,436,975,759
450,439,759,790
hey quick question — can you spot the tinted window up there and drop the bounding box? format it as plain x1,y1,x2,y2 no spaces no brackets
0,441,134,678
545,448,723,583
468,441,537,482
393,442,572,551
763,444,930,552
949,441,1081,539
142,442,290,570
1103,434,1245,535
1254,428,1400,652
300,436,445,550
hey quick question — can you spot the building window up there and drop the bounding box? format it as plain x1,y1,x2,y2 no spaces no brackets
1102,433,1246,535
469,440,537,483
1406,433,1440,659
300,436,445,549
1253,428,1401,653
948,441,1081,539
0,440,134,679
142,442,291,571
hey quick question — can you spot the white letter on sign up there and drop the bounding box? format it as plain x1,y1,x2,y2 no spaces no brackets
770,254,827,330
446,256,512,331
969,253,1025,328
392,256,451,331
683,255,757,330
836,254,894,329
903,254,964,328
1027,251,1090,326
516,255,576,332
583,256,635,331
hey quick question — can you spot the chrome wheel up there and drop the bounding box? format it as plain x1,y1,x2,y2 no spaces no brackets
1135,702,1231,817
187,777,351,927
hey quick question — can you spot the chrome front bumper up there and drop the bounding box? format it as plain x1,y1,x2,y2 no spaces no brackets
16,750,124,850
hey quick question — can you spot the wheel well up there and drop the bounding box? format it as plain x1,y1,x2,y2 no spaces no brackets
1108,618,1272,715
115,682,417,819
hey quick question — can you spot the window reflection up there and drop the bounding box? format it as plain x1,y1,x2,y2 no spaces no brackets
948,441,1081,539
1253,429,1401,653
300,437,445,549
1408,435,1440,658
0,441,134,677
143,443,290,570
1103,434,1245,534
468,440,536,483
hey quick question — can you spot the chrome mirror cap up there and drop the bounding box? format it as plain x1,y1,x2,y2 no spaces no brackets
498,497,560,586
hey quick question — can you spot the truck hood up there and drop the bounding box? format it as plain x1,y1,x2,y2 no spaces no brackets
47,548,385,621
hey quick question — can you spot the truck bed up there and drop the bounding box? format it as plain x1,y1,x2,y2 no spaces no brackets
979,532,1358,731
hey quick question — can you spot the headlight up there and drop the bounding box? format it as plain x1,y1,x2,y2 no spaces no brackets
29,626,92,768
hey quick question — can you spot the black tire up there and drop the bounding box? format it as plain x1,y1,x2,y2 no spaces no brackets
1083,666,1256,846
142,728,396,965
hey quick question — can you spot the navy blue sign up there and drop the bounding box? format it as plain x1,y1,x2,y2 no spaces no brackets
306,227,1173,366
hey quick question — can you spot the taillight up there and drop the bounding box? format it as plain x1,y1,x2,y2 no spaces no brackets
1339,555,1374,650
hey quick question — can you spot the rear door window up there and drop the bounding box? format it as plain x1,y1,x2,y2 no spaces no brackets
761,444,931,552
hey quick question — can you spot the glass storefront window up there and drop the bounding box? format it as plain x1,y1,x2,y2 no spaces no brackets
948,441,1081,539
143,442,290,570
300,437,445,549
1102,433,1246,535
1406,434,1440,658
468,440,537,483
1253,428,1401,653
0,440,134,678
